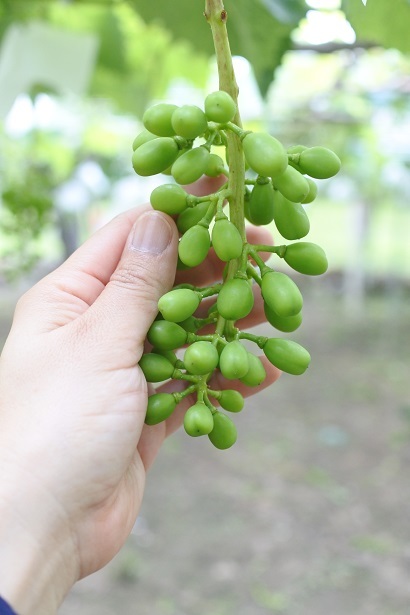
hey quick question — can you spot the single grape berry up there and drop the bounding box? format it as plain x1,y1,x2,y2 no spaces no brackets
239,353,267,387
139,353,175,382
273,193,310,240
219,390,244,413
183,341,219,375
147,320,188,350
247,179,275,225
171,105,208,139
132,129,157,151
132,137,179,176
143,103,178,137
158,288,201,323
145,393,177,425
302,177,318,204
261,271,303,318
284,242,328,276
205,153,225,177
217,278,254,321
177,201,210,234
273,165,310,203
204,90,237,123
171,146,210,185
263,338,311,376
208,412,237,449
264,303,302,333
184,402,214,437
219,341,249,379
211,218,243,262
298,146,341,179
178,224,210,267
150,184,188,215
242,132,288,179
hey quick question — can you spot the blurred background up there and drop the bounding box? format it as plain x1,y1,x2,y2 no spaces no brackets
1,0,409,613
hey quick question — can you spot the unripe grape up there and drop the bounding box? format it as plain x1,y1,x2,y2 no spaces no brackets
219,341,249,379
264,303,302,333
178,316,200,332
152,348,179,366
145,393,177,425
204,90,237,123
242,132,288,179
171,146,210,185
205,153,225,177
263,338,311,375
178,225,210,267
184,402,214,437
139,353,175,382
298,146,341,179
158,288,201,323
219,390,244,413
247,180,275,225
208,412,237,449
177,201,210,234
183,341,219,375
143,103,178,137
171,105,208,139
132,137,179,176
217,278,254,321
261,271,303,318
147,320,188,350
239,353,267,387
132,129,157,151
273,193,310,240
287,145,307,155
211,219,243,261
284,242,328,276
150,184,188,215
273,165,310,203
302,177,318,204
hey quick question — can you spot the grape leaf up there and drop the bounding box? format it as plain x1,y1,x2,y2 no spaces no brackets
129,0,307,96
343,0,410,54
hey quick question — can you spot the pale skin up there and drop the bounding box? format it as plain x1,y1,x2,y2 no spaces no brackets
0,178,281,614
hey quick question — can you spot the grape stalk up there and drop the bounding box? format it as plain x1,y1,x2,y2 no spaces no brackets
131,0,341,449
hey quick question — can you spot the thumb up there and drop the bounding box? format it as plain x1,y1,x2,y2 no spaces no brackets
84,208,178,348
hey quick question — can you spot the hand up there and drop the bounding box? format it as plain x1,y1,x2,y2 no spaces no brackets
0,183,280,614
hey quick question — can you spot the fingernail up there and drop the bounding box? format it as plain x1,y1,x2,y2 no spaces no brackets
131,211,173,254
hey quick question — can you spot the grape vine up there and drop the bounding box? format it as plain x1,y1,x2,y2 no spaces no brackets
131,0,341,450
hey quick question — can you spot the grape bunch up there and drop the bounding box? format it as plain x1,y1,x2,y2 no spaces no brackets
131,90,340,450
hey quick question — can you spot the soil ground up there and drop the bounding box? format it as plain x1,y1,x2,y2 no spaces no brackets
1,273,410,615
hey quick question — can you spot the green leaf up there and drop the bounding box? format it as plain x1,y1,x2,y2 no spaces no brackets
130,0,307,96
343,0,410,54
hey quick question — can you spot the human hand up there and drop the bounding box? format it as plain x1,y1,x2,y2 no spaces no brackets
0,180,280,614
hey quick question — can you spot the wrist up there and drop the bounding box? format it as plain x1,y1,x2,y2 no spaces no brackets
0,453,78,615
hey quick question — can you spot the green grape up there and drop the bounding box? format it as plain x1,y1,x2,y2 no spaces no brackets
242,132,288,179
139,353,175,382
177,201,210,234
273,165,310,203
264,303,302,333
239,353,266,386
302,177,318,204
219,341,249,379
217,278,254,321
183,341,219,375
171,146,210,185
284,242,328,276
132,129,157,151
247,179,275,225
205,153,225,177
178,316,200,332
204,90,237,123
178,225,210,267
273,193,310,240
298,146,341,179
219,390,244,413
287,145,307,155
143,103,178,137
184,402,214,437
263,338,311,376
145,393,177,425
171,105,208,139
261,271,303,318
132,138,179,176
152,348,179,366
211,218,243,261
158,288,201,323
147,320,188,350
150,184,188,215
208,411,237,449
